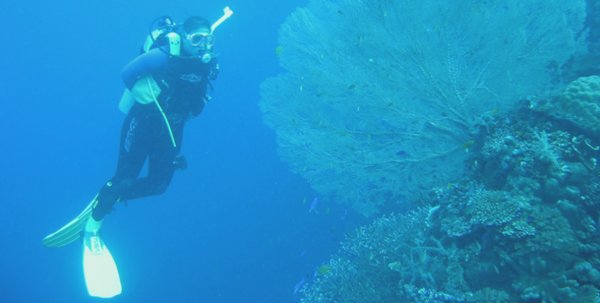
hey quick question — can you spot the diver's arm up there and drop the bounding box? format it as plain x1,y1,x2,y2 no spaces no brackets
121,48,169,89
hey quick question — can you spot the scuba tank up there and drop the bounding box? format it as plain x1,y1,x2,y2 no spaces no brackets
118,16,181,114
141,16,181,56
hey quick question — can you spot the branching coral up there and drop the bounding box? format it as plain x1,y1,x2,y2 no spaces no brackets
300,208,450,302
467,190,523,226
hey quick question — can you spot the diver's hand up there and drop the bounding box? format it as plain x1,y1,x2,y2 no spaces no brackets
173,155,188,170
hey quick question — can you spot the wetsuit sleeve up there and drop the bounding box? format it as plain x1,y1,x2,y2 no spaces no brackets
121,48,169,90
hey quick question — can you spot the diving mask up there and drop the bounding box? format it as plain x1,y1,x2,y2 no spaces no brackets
186,32,215,49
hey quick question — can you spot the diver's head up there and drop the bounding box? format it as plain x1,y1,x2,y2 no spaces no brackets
181,16,214,57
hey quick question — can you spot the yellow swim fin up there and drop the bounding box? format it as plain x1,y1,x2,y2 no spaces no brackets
42,195,98,248
82,217,122,298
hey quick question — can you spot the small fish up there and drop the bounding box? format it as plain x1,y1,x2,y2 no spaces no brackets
462,140,475,149
275,45,283,57
309,197,319,213
293,276,306,295
316,264,332,276
527,215,535,223
396,150,408,157
340,209,348,220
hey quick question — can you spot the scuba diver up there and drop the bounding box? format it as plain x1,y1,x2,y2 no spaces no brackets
91,16,218,225
88,15,220,234
43,8,233,298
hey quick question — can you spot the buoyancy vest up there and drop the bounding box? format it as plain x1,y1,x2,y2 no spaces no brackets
153,55,219,117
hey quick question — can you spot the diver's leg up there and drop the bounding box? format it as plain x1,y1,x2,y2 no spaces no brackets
120,148,178,200
92,113,149,220
120,119,185,200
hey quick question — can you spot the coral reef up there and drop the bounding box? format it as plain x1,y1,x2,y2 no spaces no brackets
299,77,600,302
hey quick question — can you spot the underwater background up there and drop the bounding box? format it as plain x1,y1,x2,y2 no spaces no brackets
1,0,600,302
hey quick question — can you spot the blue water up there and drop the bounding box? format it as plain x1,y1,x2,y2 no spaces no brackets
0,1,363,302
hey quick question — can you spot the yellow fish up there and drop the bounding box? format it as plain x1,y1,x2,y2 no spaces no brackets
275,45,283,58
317,264,332,276
462,140,475,149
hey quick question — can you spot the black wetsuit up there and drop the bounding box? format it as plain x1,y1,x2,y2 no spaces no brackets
92,48,218,220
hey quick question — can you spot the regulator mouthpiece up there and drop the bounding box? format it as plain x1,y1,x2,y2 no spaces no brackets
201,53,212,63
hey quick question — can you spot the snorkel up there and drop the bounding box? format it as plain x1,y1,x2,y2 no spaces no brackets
211,6,234,33
198,6,234,63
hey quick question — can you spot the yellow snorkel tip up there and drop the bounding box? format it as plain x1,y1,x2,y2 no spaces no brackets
211,6,234,33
